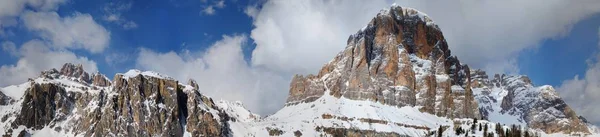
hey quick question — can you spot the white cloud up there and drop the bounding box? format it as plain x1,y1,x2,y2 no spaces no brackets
136,35,288,115
0,0,67,36
215,0,225,8
201,6,216,15
250,0,392,74
123,21,138,29
102,2,138,30
557,27,600,125
0,39,98,87
21,11,110,53
248,0,600,76
243,5,259,19
0,0,104,87
0,0,65,17
200,0,226,16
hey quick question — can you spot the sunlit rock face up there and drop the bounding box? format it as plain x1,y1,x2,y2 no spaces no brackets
286,5,479,119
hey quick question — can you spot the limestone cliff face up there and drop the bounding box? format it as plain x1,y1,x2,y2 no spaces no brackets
472,71,591,134
287,6,480,119
0,64,238,137
91,73,111,87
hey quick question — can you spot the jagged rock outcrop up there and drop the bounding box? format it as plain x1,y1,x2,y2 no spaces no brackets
0,91,10,105
187,79,199,90
91,73,111,87
13,83,70,130
286,5,479,119
0,64,239,137
472,71,591,134
60,63,91,83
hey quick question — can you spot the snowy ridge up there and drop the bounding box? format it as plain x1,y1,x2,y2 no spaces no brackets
216,100,260,123
472,72,599,136
0,83,31,100
0,67,234,137
225,87,454,136
118,69,175,80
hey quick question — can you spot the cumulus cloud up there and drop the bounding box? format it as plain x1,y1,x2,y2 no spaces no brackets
136,35,288,115
557,27,600,125
0,40,98,87
0,0,106,87
103,2,138,30
248,0,600,75
21,11,110,53
249,0,392,74
0,0,65,17
0,0,66,36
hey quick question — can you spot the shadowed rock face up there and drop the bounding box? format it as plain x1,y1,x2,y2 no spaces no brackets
0,91,10,105
14,83,69,129
287,6,479,119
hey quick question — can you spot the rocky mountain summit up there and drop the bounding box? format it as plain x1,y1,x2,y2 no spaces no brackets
288,4,479,120
471,71,592,134
0,4,598,137
0,63,249,137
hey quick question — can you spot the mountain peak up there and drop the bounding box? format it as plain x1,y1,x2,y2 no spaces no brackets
36,63,92,84
116,69,175,80
59,63,88,79
289,4,478,119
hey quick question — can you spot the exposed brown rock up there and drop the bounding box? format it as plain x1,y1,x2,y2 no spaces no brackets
60,63,91,83
13,83,69,130
283,6,480,120
2,69,235,136
286,74,325,104
266,127,284,136
91,73,111,87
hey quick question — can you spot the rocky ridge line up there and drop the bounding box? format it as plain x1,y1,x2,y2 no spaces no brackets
0,63,246,137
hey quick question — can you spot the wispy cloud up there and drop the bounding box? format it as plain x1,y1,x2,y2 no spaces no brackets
103,1,138,30
201,6,216,15
22,11,110,53
201,0,226,16
1,41,18,57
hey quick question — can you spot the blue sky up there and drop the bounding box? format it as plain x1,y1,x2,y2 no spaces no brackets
1,0,600,124
519,14,600,86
